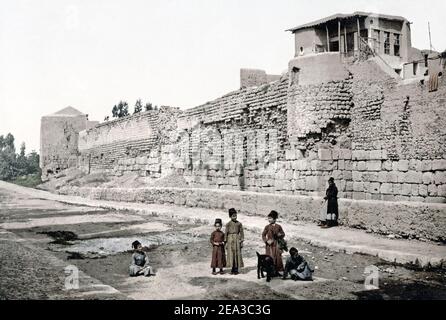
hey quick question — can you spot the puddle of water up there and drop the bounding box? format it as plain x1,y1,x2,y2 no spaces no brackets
53,232,203,256
0,213,145,229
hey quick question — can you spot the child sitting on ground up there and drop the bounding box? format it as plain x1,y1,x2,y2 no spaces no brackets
129,240,153,277
210,218,226,275
282,247,313,281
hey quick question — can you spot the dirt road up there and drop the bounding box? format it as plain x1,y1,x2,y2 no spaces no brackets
0,185,445,300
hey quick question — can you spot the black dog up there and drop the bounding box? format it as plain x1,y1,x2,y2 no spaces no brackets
256,252,275,282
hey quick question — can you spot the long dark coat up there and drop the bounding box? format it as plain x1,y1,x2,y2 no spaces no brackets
326,184,339,216
262,223,285,272
210,230,226,268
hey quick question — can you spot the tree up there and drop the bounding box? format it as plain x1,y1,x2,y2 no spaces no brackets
112,105,118,118
117,101,129,118
134,99,143,114
0,133,17,180
144,102,153,111
16,142,28,176
0,133,41,181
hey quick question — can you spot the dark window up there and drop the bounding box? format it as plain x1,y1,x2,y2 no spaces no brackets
393,34,400,57
413,62,418,76
384,32,390,55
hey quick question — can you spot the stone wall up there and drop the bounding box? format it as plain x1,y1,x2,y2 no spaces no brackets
77,107,180,176
240,68,281,88
59,186,446,243
69,57,445,204
40,113,90,180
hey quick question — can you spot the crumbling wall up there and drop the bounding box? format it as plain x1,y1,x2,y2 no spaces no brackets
77,107,180,176
73,58,445,204
240,68,281,88
40,114,87,179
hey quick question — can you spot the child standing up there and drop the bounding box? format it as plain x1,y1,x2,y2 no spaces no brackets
225,208,244,275
129,240,153,277
210,218,226,275
262,210,286,276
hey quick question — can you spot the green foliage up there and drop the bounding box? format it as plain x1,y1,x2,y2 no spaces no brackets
0,134,41,183
134,99,143,114
144,102,153,111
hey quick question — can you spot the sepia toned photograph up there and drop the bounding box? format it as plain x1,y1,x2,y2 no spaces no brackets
0,0,445,312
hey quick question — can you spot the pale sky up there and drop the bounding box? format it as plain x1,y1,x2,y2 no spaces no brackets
1,0,445,152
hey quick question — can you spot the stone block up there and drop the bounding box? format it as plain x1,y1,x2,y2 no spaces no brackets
409,196,425,203
352,150,369,160
418,184,428,197
382,160,392,171
332,149,340,160
401,183,412,196
432,159,446,171
352,192,365,200
305,176,319,191
425,197,446,203
352,171,362,182
397,160,409,172
344,160,353,171
318,149,332,161
340,149,352,160
423,172,434,185
421,161,432,172
411,184,419,196
337,159,345,170
395,195,410,202
428,184,437,196
357,161,367,171
369,182,380,194
369,150,382,160
438,185,446,197
434,172,446,184
405,171,423,184
409,159,422,171
382,194,395,201
392,183,402,195
380,183,393,194
366,161,381,171
343,170,352,180
353,182,364,192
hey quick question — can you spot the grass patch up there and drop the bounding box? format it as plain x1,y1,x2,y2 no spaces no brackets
10,173,42,188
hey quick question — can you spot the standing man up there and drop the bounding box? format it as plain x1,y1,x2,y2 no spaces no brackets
321,177,339,228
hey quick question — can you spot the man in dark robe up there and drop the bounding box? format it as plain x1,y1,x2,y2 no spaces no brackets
321,177,339,228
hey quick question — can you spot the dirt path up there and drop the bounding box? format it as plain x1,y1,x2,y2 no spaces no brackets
1,183,446,300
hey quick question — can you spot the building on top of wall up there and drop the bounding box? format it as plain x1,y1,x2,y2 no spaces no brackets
286,12,412,77
40,106,98,181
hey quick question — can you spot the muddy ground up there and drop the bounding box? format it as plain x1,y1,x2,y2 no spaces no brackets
0,190,445,300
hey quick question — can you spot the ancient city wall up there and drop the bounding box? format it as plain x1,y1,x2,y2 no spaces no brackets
73,57,446,205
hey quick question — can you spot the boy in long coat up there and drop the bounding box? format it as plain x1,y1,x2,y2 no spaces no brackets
262,210,285,275
210,218,226,275
225,208,244,275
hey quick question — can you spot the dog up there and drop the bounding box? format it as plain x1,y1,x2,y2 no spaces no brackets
256,252,275,282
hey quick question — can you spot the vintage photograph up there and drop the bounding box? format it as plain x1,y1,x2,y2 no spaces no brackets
0,0,445,307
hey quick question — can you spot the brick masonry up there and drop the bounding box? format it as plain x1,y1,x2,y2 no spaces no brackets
71,58,446,205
